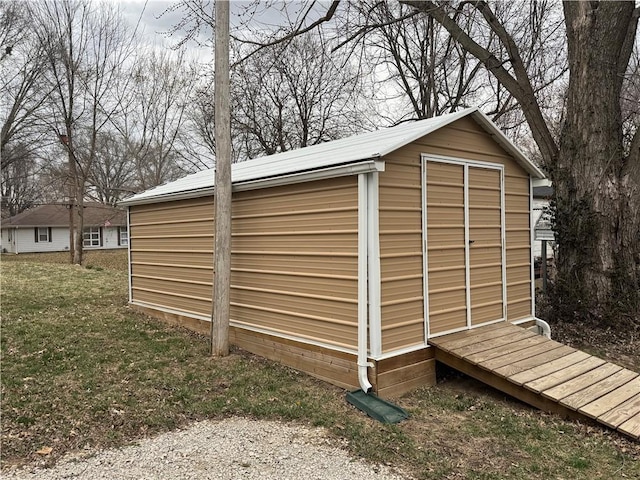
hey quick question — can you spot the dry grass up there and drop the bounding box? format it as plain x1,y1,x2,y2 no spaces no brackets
1,249,128,272
2,252,639,479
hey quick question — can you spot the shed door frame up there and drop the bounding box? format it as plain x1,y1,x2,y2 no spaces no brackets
421,154,507,339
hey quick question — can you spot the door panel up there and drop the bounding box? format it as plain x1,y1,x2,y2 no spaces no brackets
426,160,505,336
426,162,467,334
468,167,504,327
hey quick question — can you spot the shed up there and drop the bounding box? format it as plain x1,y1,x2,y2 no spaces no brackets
121,108,545,398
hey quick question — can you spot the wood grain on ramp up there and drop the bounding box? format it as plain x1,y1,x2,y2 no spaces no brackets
428,323,640,441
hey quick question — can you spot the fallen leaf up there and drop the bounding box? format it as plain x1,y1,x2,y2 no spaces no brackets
36,446,53,455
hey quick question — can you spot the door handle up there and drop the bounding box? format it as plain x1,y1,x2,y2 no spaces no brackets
469,240,475,245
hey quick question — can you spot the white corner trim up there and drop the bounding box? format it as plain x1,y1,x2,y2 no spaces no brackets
367,171,382,358
127,208,133,303
530,177,536,318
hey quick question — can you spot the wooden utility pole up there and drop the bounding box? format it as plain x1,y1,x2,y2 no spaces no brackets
211,0,231,356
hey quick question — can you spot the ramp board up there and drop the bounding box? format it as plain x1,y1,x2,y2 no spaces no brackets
428,323,640,441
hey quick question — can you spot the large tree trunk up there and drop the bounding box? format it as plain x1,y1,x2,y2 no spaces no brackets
551,1,639,324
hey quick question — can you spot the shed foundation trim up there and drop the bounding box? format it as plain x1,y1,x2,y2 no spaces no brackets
130,302,436,397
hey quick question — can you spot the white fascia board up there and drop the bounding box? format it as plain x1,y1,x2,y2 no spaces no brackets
121,159,385,206
533,178,552,188
233,159,385,191
471,110,546,179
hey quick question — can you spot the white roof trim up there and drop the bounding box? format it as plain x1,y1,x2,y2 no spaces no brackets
121,107,544,206
123,160,385,206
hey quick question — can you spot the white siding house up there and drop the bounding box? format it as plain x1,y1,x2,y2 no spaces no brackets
532,180,555,260
1,204,127,254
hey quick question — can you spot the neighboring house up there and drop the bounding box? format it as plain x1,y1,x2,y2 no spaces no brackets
121,107,546,397
1,203,128,254
532,179,555,260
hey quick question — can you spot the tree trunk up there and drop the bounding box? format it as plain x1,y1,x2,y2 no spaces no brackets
550,1,639,324
74,194,84,265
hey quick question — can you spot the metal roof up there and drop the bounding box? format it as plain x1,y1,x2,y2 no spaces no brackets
121,107,544,206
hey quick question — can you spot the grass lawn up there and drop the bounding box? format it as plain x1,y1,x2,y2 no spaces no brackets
2,251,639,478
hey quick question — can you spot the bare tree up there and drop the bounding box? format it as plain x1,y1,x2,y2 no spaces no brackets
84,130,136,205
0,142,44,216
28,0,136,264
401,0,639,324
342,1,482,123
114,49,198,190
181,79,219,168
232,32,369,158
0,1,50,172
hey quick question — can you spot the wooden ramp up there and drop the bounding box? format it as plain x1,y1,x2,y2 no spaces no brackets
428,323,640,441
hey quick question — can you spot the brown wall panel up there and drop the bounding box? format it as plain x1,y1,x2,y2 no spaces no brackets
427,248,466,267
378,155,424,352
231,253,357,277
508,300,532,320
428,269,466,290
130,176,360,352
131,251,214,267
507,248,531,265
232,176,360,349
429,288,467,311
133,289,211,316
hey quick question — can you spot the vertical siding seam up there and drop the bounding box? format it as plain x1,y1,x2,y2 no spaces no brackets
529,177,535,319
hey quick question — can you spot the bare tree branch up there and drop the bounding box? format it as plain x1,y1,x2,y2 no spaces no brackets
401,0,559,165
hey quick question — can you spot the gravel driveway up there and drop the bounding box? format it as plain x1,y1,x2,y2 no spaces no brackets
3,418,412,480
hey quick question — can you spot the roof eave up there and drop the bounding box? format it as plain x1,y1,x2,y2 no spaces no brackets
120,158,385,207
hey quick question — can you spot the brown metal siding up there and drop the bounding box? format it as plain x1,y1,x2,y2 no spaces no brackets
379,153,425,353
130,197,215,317
129,177,359,352
230,177,359,351
378,116,533,352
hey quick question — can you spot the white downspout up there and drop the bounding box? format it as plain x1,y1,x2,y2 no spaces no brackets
535,317,552,339
367,172,382,359
358,174,373,392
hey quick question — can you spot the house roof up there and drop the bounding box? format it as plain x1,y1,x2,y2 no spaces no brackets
1,203,126,228
121,107,545,206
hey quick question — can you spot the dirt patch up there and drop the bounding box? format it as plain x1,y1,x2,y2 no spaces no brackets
550,319,640,371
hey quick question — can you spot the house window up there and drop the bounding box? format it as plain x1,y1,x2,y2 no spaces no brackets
34,227,52,243
83,227,101,247
118,226,128,246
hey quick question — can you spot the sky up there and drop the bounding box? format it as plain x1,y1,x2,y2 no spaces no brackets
118,0,334,56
